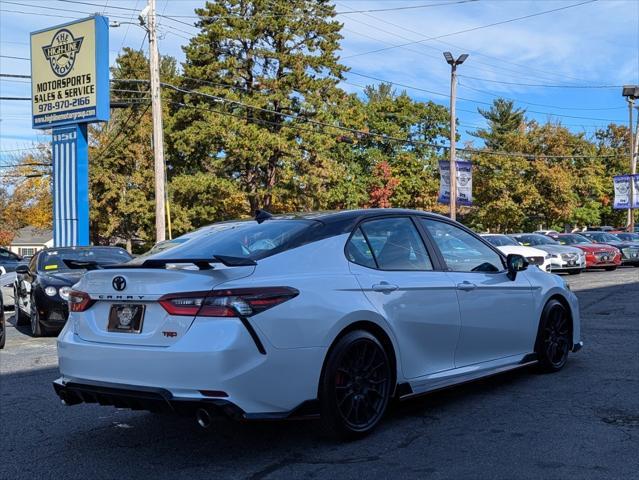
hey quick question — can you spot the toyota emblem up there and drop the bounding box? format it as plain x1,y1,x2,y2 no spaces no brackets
112,276,127,291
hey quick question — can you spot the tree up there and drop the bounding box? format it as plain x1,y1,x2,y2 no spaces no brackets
0,147,52,237
170,0,348,212
471,98,526,150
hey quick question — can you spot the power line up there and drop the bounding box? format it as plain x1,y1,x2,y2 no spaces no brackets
346,71,625,122
0,55,29,61
458,81,626,111
337,1,598,86
343,0,598,59
458,74,622,88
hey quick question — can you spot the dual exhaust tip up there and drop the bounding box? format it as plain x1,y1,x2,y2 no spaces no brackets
195,408,213,429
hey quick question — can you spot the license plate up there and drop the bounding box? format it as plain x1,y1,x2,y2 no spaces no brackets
108,304,145,333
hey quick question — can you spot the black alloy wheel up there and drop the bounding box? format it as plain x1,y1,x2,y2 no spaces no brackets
0,307,5,349
320,330,392,438
537,300,571,372
14,286,29,326
30,294,43,337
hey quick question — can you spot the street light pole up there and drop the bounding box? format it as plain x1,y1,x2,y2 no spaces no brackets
444,52,468,221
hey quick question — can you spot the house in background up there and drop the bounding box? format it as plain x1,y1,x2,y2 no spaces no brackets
7,226,53,257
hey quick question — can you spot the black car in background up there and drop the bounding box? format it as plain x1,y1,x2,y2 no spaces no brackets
14,246,132,336
579,231,639,266
0,247,22,273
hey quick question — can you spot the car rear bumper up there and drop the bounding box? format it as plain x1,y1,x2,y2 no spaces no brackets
56,318,326,415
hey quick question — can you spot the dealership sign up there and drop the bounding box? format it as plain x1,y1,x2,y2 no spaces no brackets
30,16,109,128
438,160,473,206
613,174,639,210
31,16,109,248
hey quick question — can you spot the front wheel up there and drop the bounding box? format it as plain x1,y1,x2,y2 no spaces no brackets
29,295,44,337
319,330,392,439
536,300,571,373
14,286,29,326
0,311,5,349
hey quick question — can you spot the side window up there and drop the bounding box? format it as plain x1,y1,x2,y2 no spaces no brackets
345,228,376,269
359,217,433,271
420,219,503,273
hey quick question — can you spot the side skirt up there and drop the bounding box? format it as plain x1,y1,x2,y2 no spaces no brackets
399,353,538,401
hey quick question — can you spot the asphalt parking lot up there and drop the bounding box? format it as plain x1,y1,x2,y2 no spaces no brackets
1,268,637,479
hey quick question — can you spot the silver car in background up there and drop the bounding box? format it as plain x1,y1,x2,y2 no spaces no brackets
511,234,585,275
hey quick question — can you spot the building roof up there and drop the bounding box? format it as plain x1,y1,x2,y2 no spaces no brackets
11,226,53,246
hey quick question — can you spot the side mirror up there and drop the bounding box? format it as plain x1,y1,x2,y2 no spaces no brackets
506,254,528,281
15,264,30,275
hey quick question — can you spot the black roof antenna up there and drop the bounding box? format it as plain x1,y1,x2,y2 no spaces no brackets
255,209,273,224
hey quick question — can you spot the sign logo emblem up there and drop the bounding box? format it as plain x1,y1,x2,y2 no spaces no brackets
112,276,127,291
42,28,83,77
117,306,136,327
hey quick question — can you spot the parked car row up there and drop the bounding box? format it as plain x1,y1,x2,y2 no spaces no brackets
481,230,639,274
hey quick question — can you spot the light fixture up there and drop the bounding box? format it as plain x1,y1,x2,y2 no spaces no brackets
622,85,639,99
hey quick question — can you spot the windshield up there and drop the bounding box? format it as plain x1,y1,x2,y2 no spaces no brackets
136,219,317,262
513,234,558,246
556,235,591,245
39,248,132,272
483,235,519,247
586,232,619,243
615,233,639,242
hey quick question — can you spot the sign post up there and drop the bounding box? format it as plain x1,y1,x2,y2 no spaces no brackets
30,15,109,247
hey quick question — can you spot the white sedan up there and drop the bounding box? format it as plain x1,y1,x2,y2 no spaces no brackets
481,234,552,272
54,209,582,438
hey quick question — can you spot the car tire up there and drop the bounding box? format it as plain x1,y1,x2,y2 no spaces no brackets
319,330,392,439
29,295,44,337
0,310,5,349
604,266,617,271
536,299,571,373
14,286,30,326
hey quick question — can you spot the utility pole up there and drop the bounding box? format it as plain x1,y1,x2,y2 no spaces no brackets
629,98,636,232
143,0,166,242
443,52,468,221
622,85,639,232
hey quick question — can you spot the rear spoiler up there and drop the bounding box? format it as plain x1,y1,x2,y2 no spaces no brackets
63,255,256,271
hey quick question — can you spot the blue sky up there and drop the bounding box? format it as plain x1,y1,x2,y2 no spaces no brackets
1,0,638,156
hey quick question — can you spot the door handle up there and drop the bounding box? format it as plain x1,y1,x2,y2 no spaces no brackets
456,281,477,291
372,283,399,293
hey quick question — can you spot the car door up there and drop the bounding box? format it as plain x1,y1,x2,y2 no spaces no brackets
346,216,461,379
419,218,537,367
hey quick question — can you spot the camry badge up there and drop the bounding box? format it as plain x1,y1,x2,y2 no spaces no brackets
112,276,127,291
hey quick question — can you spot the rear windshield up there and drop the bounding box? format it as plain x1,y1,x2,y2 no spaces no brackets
39,248,132,272
135,220,317,262
483,235,518,247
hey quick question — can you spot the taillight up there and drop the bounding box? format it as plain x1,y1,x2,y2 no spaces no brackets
159,287,299,318
68,290,94,312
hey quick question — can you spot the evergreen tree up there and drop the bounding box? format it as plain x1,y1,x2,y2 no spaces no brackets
471,98,526,150
170,0,347,212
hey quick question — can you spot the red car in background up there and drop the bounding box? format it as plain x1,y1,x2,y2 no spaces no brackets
550,233,621,271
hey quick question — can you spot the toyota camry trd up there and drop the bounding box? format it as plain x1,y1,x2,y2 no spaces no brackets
54,209,582,438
